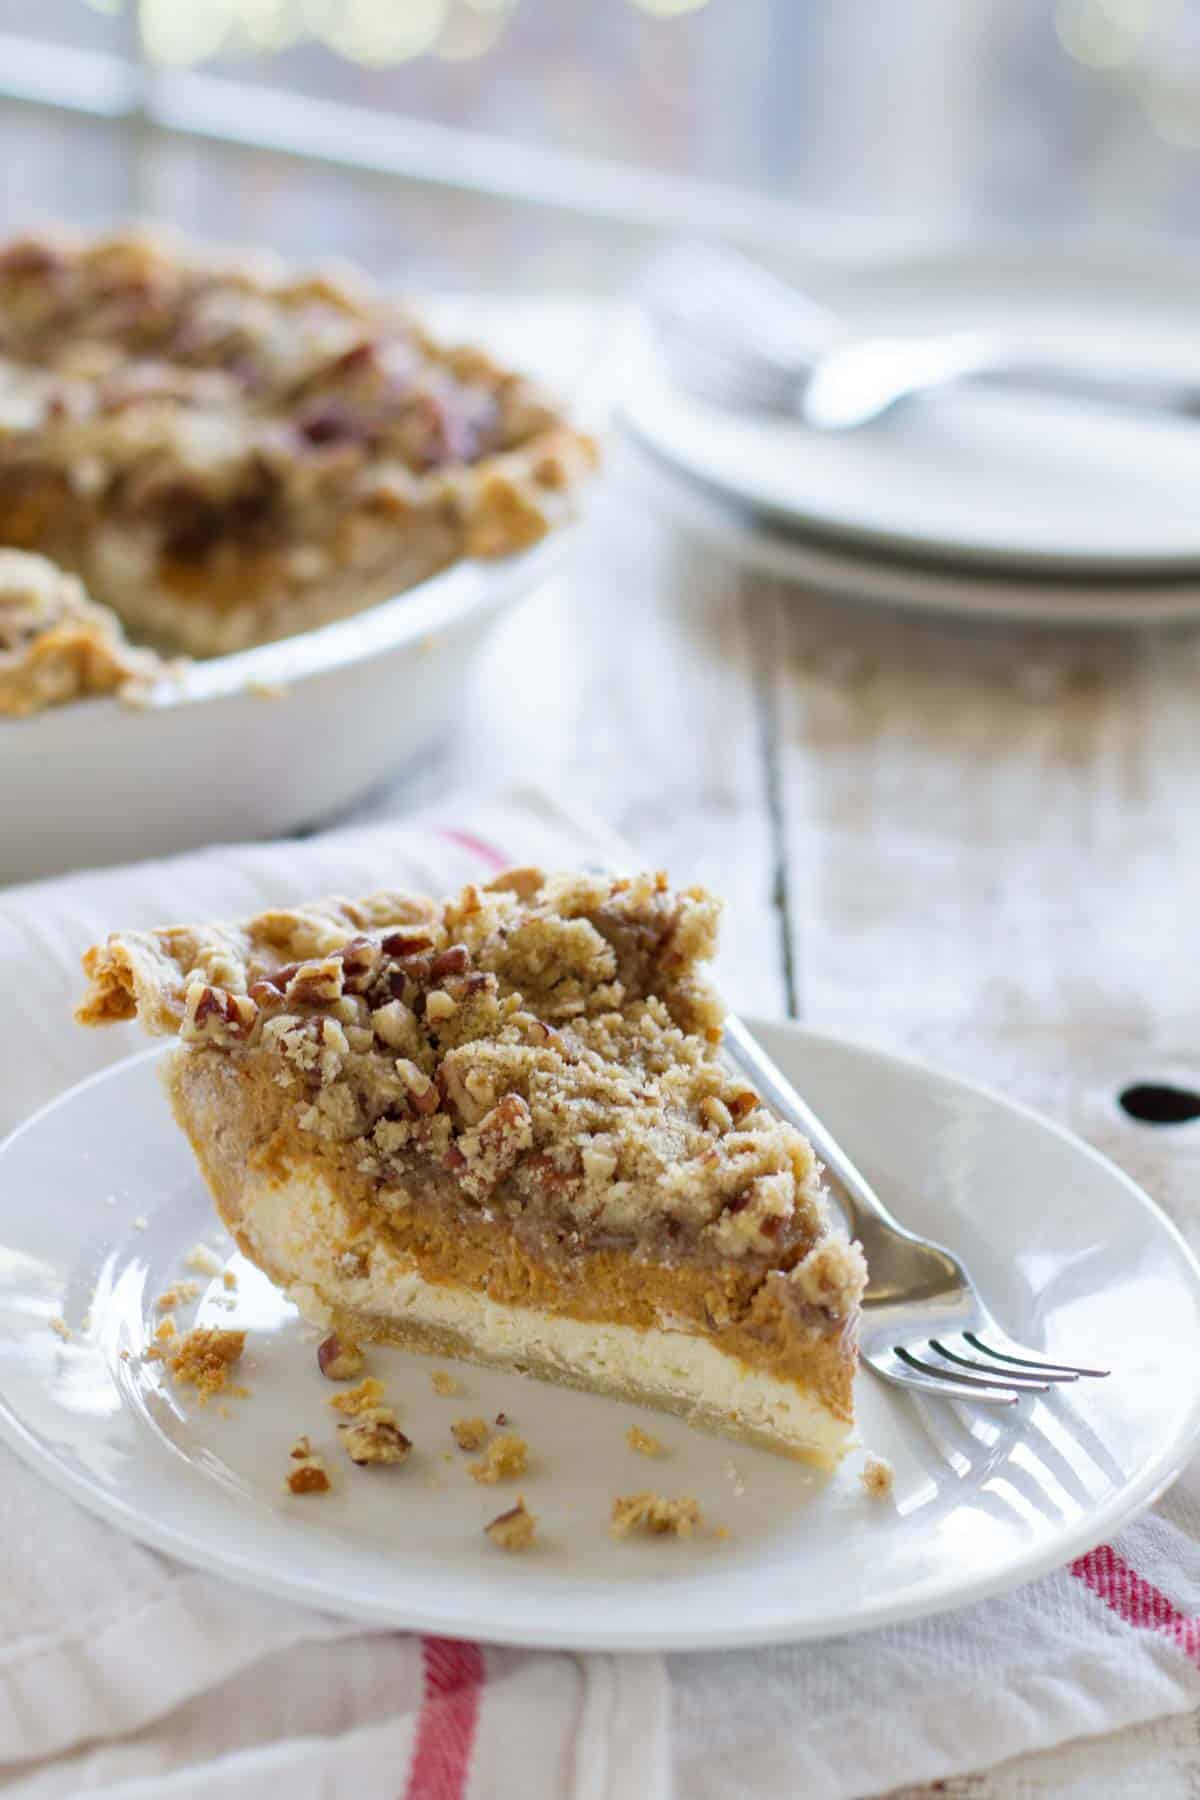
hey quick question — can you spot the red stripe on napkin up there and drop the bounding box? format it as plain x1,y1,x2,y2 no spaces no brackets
1072,1545,1200,1664
437,827,508,873
404,1636,486,1800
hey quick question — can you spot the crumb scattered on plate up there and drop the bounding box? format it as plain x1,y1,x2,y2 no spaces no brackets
132,1215,148,1232
723,1461,746,1498
156,1280,199,1311
317,1332,365,1380
431,1370,462,1397
222,1269,238,1291
486,1497,537,1551
184,1242,223,1276
627,1425,664,1457
167,1326,246,1403
329,1376,386,1416
49,1315,71,1341
468,1433,528,1484
451,1416,490,1452
339,1409,411,1467
155,1314,177,1342
861,1455,895,1498
611,1492,701,1539
287,1438,331,1494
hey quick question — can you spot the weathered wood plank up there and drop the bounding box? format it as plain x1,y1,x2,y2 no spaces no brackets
767,585,1200,1248
370,459,787,1017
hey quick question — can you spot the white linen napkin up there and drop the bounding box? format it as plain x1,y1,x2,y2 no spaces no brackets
1,786,1197,1800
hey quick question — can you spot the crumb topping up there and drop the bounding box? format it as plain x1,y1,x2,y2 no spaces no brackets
626,1425,664,1457
451,1416,490,1452
485,1497,536,1551
610,1492,701,1539
338,1408,411,1466
468,1433,528,1484
156,1280,199,1310
78,869,865,1303
329,1375,386,1416
861,1455,894,1498
184,1243,224,1275
287,1438,331,1494
167,1326,246,1402
0,548,160,715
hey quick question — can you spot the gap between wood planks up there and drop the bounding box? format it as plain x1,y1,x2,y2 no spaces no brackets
748,586,800,1022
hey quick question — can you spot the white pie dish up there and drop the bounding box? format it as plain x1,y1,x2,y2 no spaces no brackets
0,1019,1196,1653
0,534,570,886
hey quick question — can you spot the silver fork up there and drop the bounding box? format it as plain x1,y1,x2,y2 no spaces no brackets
722,1016,1109,1405
646,240,1200,431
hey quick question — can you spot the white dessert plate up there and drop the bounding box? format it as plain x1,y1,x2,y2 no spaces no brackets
623,438,1200,628
0,1020,1197,1653
620,245,1200,578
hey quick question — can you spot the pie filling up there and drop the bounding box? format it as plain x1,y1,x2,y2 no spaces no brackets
79,869,866,1463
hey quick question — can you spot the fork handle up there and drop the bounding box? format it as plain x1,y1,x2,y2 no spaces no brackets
722,1015,918,1249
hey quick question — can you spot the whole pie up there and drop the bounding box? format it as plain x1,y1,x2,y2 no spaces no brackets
0,547,161,716
78,870,865,1463
0,229,596,657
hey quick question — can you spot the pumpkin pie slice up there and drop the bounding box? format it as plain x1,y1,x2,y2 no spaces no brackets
78,870,865,1463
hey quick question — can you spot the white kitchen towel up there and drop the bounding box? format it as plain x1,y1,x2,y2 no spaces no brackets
0,785,1197,1800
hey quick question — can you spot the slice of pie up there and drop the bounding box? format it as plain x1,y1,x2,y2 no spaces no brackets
0,547,162,716
0,228,596,657
78,870,865,1463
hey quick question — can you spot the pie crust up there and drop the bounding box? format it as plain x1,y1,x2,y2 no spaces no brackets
0,228,596,657
78,869,865,1463
0,547,161,715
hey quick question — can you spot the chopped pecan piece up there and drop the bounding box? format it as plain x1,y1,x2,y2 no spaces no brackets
339,1410,411,1466
485,1497,536,1551
285,956,344,1007
317,1332,364,1380
181,981,257,1046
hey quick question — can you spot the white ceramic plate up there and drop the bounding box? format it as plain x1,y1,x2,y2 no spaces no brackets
0,536,569,886
624,439,1200,627
621,246,1200,577
1,1021,1197,1652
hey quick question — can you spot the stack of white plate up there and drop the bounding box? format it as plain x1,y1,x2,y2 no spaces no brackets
619,247,1200,627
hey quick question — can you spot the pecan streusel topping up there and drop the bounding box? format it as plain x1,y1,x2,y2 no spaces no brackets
0,228,597,655
78,870,865,1311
